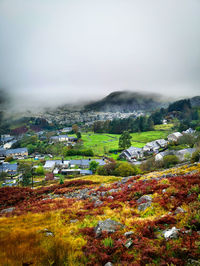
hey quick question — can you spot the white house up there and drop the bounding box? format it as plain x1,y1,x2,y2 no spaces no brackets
50,135,69,142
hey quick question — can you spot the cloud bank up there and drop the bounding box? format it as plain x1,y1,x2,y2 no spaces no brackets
0,0,200,111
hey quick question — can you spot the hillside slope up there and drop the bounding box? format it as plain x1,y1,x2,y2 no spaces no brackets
0,163,200,265
85,91,169,112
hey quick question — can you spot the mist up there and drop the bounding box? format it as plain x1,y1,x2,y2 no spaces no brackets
0,0,200,112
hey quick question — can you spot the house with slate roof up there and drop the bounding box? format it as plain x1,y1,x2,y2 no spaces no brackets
119,147,144,161
5,148,28,159
0,163,18,176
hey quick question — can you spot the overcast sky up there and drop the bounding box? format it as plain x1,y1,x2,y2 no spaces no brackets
0,0,200,110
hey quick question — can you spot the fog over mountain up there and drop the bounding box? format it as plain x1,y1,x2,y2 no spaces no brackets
0,0,200,111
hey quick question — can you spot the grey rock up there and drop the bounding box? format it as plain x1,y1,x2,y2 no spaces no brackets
70,219,78,223
94,219,124,237
101,191,107,196
124,231,134,237
137,195,152,204
1,207,15,214
94,200,103,207
124,238,133,248
174,207,186,214
186,259,200,266
162,189,166,193
108,189,118,194
163,227,179,240
108,196,114,200
138,202,151,211
104,263,113,266
42,228,54,237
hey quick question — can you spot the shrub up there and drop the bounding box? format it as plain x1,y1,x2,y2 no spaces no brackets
140,158,156,172
163,155,179,168
64,149,94,157
114,162,139,177
35,166,44,175
191,150,200,163
59,176,64,185
97,162,117,176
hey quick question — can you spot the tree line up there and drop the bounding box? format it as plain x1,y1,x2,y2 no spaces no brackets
93,116,154,134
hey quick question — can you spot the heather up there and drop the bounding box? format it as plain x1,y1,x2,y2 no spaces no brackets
0,164,200,265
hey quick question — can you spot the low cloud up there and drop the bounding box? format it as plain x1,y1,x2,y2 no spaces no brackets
0,0,200,112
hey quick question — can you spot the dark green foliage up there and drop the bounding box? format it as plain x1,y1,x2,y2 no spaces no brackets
59,176,64,185
191,150,200,163
114,162,139,177
64,149,94,157
97,161,139,177
93,115,154,134
119,131,132,149
168,99,191,112
97,162,117,176
89,161,99,173
163,155,179,168
18,162,33,187
76,132,82,139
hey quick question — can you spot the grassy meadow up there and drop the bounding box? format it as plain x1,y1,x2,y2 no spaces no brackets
80,130,171,156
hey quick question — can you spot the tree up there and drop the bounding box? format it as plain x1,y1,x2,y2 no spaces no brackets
119,131,132,150
72,124,79,134
89,161,99,173
18,162,33,186
76,132,82,139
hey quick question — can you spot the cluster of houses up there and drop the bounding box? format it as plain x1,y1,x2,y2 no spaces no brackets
44,158,106,176
120,129,196,163
0,134,18,149
0,148,28,160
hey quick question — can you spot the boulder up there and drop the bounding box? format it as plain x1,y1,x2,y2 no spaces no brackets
136,195,152,204
174,207,186,214
138,202,151,211
94,219,124,237
108,196,114,200
70,219,78,223
1,207,15,214
163,227,179,240
104,263,113,266
186,259,200,266
124,231,134,237
42,228,54,237
94,200,103,207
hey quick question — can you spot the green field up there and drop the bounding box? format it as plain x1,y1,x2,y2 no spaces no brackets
81,130,171,156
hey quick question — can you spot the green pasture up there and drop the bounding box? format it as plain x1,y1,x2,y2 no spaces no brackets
81,130,171,156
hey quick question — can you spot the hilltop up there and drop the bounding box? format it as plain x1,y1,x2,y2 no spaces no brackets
84,91,170,112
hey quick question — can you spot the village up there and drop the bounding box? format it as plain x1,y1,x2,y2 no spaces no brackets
0,124,198,188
